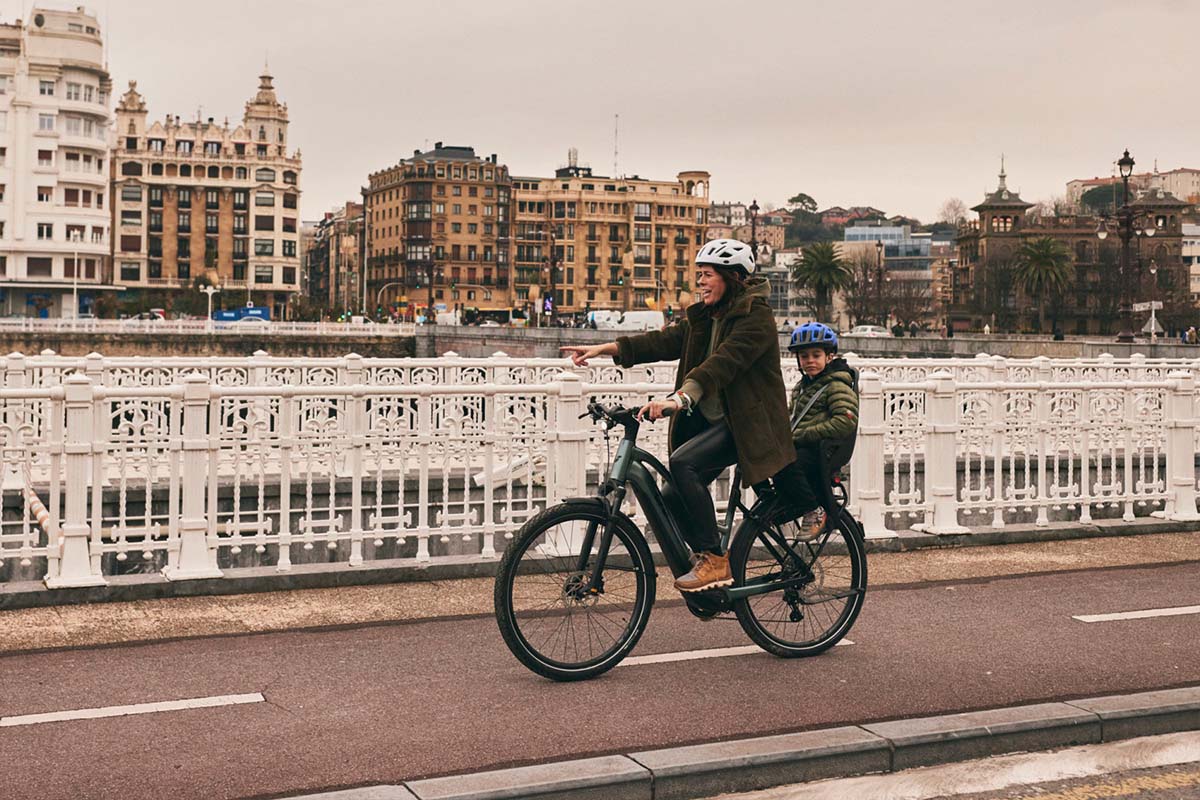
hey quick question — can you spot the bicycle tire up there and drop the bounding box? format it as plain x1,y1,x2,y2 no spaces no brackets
494,501,656,681
728,507,867,658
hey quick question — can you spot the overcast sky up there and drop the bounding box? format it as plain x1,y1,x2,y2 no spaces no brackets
7,0,1197,221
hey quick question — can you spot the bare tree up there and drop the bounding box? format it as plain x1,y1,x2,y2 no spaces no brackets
938,198,969,225
842,251,880,327
969,257,1018,331
883,278,933,327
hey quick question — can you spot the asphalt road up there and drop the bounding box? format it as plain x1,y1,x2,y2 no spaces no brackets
1,561,1198,800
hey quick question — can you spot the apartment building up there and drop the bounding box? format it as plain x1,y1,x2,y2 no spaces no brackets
0,7,115,317
111,70,303,318
513,157,710,317
365,143,511,318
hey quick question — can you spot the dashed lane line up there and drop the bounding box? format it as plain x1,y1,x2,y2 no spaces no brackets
619,640,853,667
0,692,265,728
1073,605,1200,623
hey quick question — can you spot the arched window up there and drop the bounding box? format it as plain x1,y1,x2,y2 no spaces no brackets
127,121,135,134
282,170,296,185
207,166,218,178
180,164,191,177
236,167,248,180
150,163,163,176
258,126,266,141
121,161,142,176
255,167,275,182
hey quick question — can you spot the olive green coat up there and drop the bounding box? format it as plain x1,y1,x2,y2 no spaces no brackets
614,278,796,485
789,358,859,445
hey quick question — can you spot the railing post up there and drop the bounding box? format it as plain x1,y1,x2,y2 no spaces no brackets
347,382,366,566
2,352,26,489
1164,370,1200,521
849,370,892,538
85,352,109,487
45,375,106,588
915,370,968,535
163,374,222,580
553,371,589,500
1033,356,1052,526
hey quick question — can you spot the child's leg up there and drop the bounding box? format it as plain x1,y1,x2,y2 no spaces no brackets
772,444,822,515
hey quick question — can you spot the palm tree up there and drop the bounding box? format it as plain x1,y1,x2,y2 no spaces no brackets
1014,237,1072,333
793,242,852,321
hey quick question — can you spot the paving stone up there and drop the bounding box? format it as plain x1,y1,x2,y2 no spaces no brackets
1069,686,1200,741
405,755,650,800
629,725,889,800
862,701,1101,769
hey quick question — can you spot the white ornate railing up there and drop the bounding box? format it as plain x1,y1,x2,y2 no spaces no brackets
0,318,415,337
1,360,1197,589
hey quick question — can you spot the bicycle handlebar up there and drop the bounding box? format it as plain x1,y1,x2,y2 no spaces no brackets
581,399,675,429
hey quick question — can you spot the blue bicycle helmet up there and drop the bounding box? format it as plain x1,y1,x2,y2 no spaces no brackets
789,322,839,353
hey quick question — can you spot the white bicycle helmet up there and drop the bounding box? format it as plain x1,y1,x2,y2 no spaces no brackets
696,238,756,276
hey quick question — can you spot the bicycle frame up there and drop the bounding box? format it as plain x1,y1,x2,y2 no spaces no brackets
576,408,835,603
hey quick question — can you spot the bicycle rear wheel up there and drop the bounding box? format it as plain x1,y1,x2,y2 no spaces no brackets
729,508,867,658
494,501,656,681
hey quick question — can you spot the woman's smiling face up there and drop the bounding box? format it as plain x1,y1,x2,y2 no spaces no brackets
696,266,726,306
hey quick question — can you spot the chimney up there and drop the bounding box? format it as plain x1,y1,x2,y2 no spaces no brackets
434,141,443,149
490,154,497,164
414,149,420,156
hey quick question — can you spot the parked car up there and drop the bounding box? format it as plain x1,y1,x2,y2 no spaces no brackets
848,325,891,338
229,316,269,328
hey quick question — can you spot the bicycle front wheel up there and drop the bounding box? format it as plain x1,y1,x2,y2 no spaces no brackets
494,501,656,681
729,508,867,658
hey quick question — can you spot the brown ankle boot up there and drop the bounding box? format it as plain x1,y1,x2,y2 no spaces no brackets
674,551,733,593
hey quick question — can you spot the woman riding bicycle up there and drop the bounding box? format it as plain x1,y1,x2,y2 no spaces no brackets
561,238,795,593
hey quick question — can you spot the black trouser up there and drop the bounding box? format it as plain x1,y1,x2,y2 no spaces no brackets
772,444,822,515
665,417,739,555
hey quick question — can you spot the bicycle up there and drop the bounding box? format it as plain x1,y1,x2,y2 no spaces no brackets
493,400,868,681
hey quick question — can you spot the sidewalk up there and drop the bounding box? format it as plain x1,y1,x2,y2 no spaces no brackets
2,531,1197,656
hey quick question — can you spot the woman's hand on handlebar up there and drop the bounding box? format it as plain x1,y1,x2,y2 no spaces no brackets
637,397,680,422
560,342,618,367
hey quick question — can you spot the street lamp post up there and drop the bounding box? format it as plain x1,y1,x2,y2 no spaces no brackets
69,229,83,323
1096,150,1157,344
375,281,404,318
1149,259,1159,343
748,199,760,263
200,284,220,331
875,239,884,327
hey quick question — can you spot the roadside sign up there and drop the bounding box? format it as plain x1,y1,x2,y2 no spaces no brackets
1133,301,1163,312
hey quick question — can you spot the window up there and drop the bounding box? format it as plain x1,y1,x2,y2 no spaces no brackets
233,238,248,257
233,214,247,233
254,239,274,256
205,213,219,233
204,141,220,156
255,215,274,231
178,261,190,280
452,204,462,214
255,168,275,182
177,238,190,258
282,217,296,233
0,147,6,167
282,240,296,257
37,114,54,131
37,223,53,240
120,234,141,252
36,186,52,203
176,140,193,154
177,188,191,207
39,80,54,96
177,211,190,231
283,193,297,209
119,262,140,282
451,222,461,233
149,211,162,231
255,265,273,284
121,161,143,176
149,138,164,153
120,210,141,225
282,170,296,185
205,189,219,209
255,191,275,206
233,189,248,209
236,166,248,180
149,186,163,206
0,184,5,202
180,164,191,177
452,185,462,197
27,257,52,276
65,116,82,135
283,266,296,284
84,85,94,102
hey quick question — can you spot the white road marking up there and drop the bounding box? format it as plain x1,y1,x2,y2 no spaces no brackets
620,641,853,667
1073,604,1200,623
0,692,265,728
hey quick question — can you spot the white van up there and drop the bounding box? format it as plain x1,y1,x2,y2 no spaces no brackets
614,310,666,331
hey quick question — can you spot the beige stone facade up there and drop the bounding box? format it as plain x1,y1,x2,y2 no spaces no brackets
365,144,511,317
513,165,711,317
111,72,302,318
